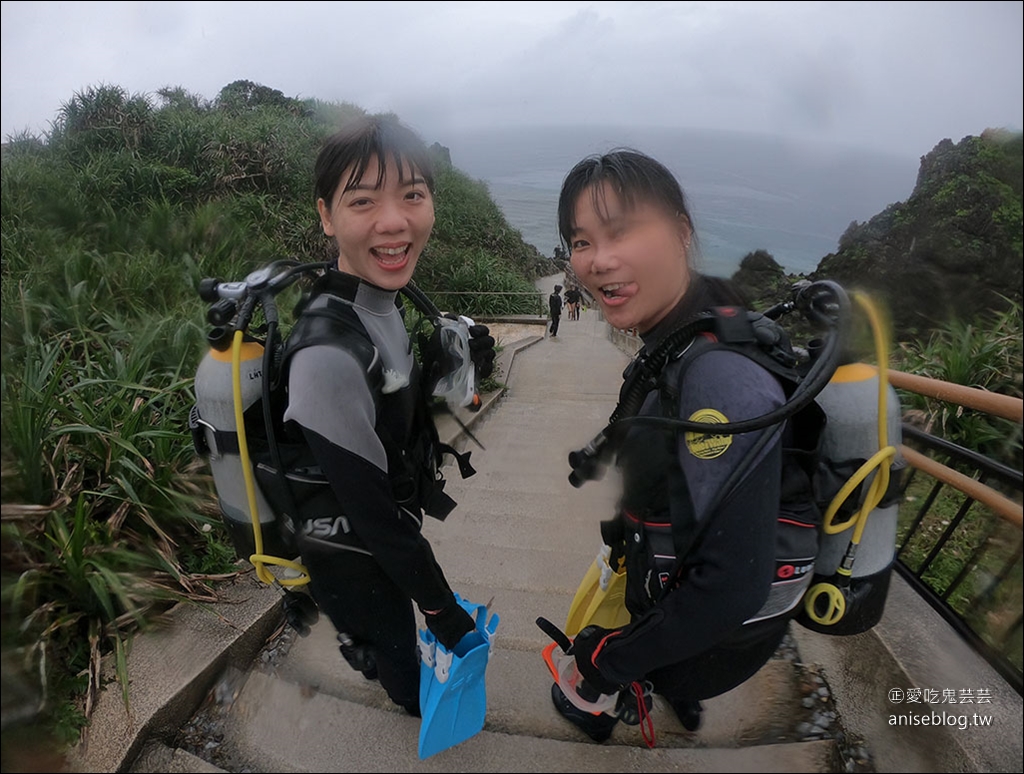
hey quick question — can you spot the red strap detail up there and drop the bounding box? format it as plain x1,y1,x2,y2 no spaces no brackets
778,518,816,528
590,629,621,666
623,511,670,528
632,681,656,748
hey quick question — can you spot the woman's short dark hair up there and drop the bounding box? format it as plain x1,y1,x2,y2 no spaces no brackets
314,115,435,207
557,148,696,250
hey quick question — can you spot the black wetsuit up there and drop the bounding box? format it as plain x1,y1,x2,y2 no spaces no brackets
282,270,457,710
593,276,792,702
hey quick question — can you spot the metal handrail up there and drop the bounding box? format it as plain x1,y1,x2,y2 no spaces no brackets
889,369,1023,423
894,381,1022,695
899,445,1023,528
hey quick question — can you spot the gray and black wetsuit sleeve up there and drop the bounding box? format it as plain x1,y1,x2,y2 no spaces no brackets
284,344,455,613
597,349,786,686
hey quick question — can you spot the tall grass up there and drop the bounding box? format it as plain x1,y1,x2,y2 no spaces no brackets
894,298,1023,469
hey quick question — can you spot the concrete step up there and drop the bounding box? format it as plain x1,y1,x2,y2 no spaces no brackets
216,670,838,773
129,741,227,773
270,615,811,750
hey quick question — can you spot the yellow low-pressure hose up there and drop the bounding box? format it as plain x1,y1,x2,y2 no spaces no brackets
231,329,309,586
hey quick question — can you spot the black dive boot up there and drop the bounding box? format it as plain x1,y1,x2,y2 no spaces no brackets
550,683,620,743
338,633,378,680
669,697,703,732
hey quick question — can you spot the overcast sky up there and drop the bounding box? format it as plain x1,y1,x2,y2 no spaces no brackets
2,1,1021,159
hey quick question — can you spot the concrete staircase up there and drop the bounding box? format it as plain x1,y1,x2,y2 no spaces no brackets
202,626,840,772
137,310,845,773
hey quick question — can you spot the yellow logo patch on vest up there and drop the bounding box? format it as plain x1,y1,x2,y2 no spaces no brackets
685,408,732,459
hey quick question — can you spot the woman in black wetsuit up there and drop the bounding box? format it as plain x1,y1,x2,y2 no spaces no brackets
550,149,806,741
283,116,494,716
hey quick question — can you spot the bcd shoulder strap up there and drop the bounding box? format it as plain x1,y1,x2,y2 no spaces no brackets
280,298,384,396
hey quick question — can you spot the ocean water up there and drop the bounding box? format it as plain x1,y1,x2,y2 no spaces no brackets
441,125,920,277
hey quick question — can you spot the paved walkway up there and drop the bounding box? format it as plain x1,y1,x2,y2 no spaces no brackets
427,302,630,649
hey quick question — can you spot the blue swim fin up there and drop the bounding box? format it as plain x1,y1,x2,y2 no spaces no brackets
417,593,500,760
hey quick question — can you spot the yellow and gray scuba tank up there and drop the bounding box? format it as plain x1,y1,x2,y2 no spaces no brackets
191,334,293,559
798,294,905,634
189,259,328,596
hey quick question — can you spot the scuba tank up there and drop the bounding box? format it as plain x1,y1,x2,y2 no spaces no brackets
798,294,905,635
189,260,325,591
192,332,294,560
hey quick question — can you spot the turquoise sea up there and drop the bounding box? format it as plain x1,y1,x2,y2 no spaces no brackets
441,125,920,277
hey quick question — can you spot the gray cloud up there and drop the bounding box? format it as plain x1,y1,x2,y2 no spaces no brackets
2,0,1020,158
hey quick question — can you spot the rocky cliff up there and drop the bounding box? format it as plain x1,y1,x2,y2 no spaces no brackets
733,130,1022,340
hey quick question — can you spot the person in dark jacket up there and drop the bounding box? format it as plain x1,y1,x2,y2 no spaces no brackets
549,284,564,337
284,116,495,716
550,148,797,741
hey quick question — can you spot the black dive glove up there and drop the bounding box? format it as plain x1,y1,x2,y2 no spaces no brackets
570,625,623,697
423,602,476,651
467,324,496,380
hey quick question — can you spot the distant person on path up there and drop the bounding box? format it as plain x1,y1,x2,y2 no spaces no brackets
548,149,811,741
565,285,582,321
549,284,563,337
284,116,495,717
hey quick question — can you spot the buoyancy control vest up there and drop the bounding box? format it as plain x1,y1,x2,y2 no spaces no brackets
190,261,476,586
567,279,904,636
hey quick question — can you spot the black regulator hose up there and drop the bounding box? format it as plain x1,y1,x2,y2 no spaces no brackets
609,314,720,424
620,320,840,436
568,280,850,487
401,278,444,320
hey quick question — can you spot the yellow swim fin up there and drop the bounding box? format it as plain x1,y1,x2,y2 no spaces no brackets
564,545,629,637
